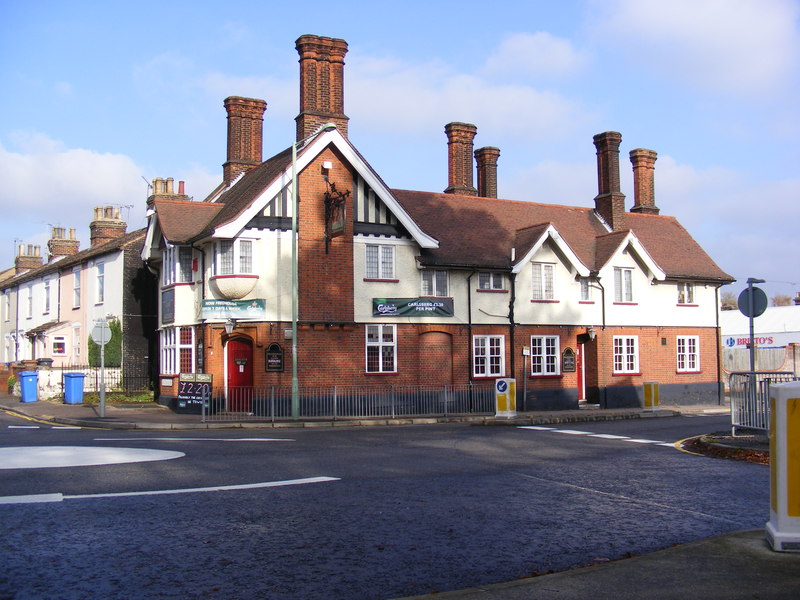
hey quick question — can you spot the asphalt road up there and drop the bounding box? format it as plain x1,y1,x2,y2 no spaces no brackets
0,412,768,599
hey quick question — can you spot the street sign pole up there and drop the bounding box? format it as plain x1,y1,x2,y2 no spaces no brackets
91,318,112,418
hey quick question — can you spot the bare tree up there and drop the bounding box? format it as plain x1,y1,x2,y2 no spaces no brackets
771,294,792,307
720,291,738,311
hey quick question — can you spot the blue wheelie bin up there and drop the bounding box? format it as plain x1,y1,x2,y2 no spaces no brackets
19,371,38,403
63,373,86,405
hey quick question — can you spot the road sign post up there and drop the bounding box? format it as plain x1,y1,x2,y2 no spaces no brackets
91,319,112,418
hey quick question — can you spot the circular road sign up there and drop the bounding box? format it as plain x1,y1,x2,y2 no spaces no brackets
738,287,768,318
91,321,112,346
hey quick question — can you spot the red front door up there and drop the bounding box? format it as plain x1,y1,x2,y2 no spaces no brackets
227,337,253,412
576,343,586,401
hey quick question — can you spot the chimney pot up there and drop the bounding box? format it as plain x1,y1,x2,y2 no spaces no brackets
475,146,501,198
444,122,478,196
223,96,267,186
295,35,349,140
629,148,660,215
593,131,626,231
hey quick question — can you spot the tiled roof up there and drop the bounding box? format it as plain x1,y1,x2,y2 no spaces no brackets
153,199,222,244
392,189,732,282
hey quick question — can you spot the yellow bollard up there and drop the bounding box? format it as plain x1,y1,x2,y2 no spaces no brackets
643,382,659,411
765,381,800,552
494,378,517,418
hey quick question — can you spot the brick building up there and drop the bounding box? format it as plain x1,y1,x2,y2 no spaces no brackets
142,34,733,411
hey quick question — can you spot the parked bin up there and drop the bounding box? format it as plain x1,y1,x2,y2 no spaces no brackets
63,373,86,405
19,371,38,403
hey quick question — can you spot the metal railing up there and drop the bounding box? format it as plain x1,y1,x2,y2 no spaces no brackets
729,371,798,435
53,365,152,394
201,383,496,423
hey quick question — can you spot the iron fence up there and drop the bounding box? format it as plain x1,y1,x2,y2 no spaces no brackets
53,365,152,394
729,371,799,435
201,383,496,423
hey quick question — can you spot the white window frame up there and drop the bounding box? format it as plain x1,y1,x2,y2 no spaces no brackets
72,324,81,361
473,335,505,378
677,282,694,305
677,335,700,372
163,246,194,285
96,262,105,304
43,279,51,314
365,324,397,373
579,277,592,301
613,335,639,374
26,285,33,318
478,272,504,290
421,270,449,297
365,244,395,279
532,263,555,300
530,335,560,376
72,266,81,308
214,239,254,275
2,291,8,322
52,335,67,356
614,267,633,303
160,326,195,375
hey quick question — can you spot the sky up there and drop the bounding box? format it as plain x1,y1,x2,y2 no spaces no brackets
1,0,798,303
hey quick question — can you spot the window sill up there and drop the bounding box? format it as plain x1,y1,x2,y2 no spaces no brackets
363,278,400,283
530,374,563,379
472,375,505,380
676,304,698,307
365,371,398,376
612,372,641,377
531,299,560,303
613,302,638,306
476,289,508,293
676,370,702,375
162,282,196,290
579,301,595,304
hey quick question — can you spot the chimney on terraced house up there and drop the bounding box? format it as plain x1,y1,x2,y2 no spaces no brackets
629,148,660,215
90,206,127,247
47,226,80,260
223,96,267,186
593,131,627,231
444,122,478,196
475,146,500,199
295,34,349,140
15,244,43,274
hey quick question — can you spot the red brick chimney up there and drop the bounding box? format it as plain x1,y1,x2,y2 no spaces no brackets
90,206,127,247
223,96,267,186
47,226,80,260
629,148,660,215
295,35,349,141
475,146,500,198
593,131,626,231
146,177,190,210
15,244,43,274
444,122,478,196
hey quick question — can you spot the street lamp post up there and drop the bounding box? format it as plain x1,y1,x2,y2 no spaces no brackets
291,122,337,419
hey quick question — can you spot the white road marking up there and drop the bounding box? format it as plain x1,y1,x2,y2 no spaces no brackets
0,446,185,470
8,426,40,429
0,476,341,505
93,437,294,442
518,426,674,449
53,426,81,430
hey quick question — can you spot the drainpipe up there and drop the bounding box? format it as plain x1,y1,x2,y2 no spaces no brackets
715,284,723,406
509,271,518,408
596,276,607,408
467,270,475,410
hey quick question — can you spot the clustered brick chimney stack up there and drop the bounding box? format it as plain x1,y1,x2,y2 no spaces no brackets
444,122,478,196
475,146,501,199
629,148,660,215
15,244,43,274
223,96,267,187
47,226,79,260
146,177,190,210
295,34,349,141
593,131,627,231
90,206,127,247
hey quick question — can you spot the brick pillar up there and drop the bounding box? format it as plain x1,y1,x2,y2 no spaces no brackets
295,35,349,141
475,146,500,198
444,122,477,196
593,131,626,231
629,148,660,215
223,96,267,186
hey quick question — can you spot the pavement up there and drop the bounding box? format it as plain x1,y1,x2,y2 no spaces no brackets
2,393,799,599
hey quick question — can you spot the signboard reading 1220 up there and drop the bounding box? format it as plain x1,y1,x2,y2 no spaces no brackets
373,298,454,317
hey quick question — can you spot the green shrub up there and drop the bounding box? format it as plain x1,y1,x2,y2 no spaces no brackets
88,319,122,367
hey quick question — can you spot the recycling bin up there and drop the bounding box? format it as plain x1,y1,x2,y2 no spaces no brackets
63,373,86,405
19,371,38,403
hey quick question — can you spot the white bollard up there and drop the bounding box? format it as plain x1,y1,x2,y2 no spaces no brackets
765,381,800,552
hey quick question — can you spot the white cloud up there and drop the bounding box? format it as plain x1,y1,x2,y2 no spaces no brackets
482,32,589,79
346,54,593,140
590,0,800,98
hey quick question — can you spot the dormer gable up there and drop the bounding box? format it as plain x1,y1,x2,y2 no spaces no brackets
511,223,590,278
596,230,665,282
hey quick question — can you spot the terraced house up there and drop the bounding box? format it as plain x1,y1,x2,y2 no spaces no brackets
142,34,733,413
